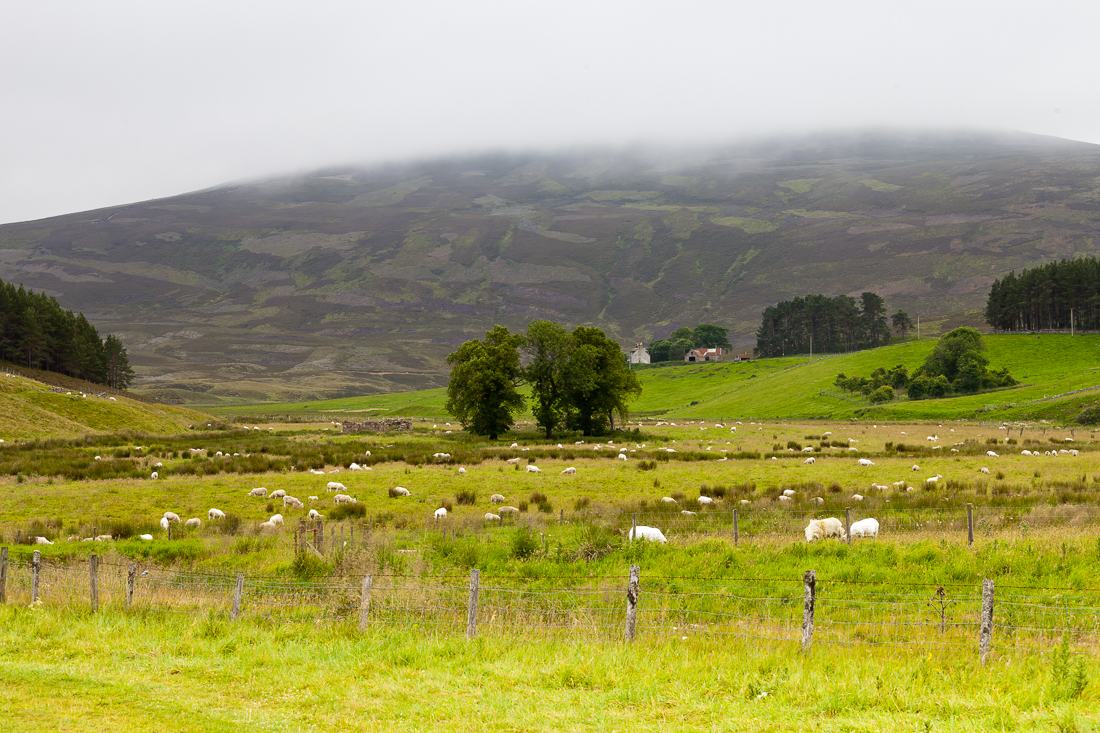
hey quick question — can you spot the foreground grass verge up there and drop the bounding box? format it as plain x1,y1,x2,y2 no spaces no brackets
1,606,1097,732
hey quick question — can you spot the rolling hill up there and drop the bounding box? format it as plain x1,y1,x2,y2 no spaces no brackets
2,129,1099,404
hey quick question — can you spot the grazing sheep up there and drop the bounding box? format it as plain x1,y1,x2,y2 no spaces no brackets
660,497,677,504
258,520,277,533
849,518,880,539
739,499,751,505
308,509,322,520
270,489,287,500
185,518,201,529
159,517,170,531
980,467,990,475
506,457,523,465
434,507,448,520
801,446,814,453
510,443,519,448
139,534,153,541
163,512,181,523
284,496,304,509
697,496,714,506
857,458,874,467
681,510,697,516
208,508,225,520
804,457,816,464
458,467,467,475
499,506,520,515
628,525,668,543
154,462,163,467
489,494,506,504
349,463,363,471
911,464,920,472
433,452,451,459
561,467,577,475
34,536,53,545
334,494,357,505
392,486,411,497
616,454,627,461
812,497,824,505
484,512,501,522
779,495,792,502
987,451,999,458
852,494,864,501
327,481,346,492
804,517,846,542
783,489,796,497
150,471,159,480
526,465,541,473
248,487,267,497
269,514,284,526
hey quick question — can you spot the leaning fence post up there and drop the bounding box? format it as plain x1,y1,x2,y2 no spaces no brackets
126,563,136,607
625,564,640,642
801,569,816,652
231,572,244,621
466,568,480,639
31,550,41,604
89,554,99,613
967,503,975,547
979,578,995,664
733,510,739,545
358,575,373,632
0,547,7,604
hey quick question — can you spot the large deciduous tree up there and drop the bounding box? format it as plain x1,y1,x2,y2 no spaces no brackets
565,326,642,435
521,320,572,438
445,325,525,440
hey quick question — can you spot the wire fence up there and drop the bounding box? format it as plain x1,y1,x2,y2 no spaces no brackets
3,549,1098,657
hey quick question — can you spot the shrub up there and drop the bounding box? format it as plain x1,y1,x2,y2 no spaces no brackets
786,441,802,451
574,497,591,511
636,460,658,471
455,489,477,505
511,527,538,560
518,500,529,512
329,502,366,521
1076,403,1100,425
573,524,620,562
869,385,894,404
529,492,548,505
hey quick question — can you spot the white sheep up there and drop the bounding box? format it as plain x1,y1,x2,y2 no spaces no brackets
804,457,816,464
489,494,506,504
849,518,880,538
779,495,792,502
681,510,697,516
270,489,287,500
506,457,523,465
616,454,627,461
208,508,225,520
391,486,411,497
980,467,990,475
628,525,668,543
801,446,814,453
139,534,153,541
739,499,751,505
812,497,824,505
987,451,999,458
34,536,53,545
458,467,467,475
327,481,346,492
185,518,201,529
911,464,920,472
150,471,159,480
334,494,356,504
308,509,322,520
526,465,541,473
284,496,304,509
783,489,796,497
434,507,448,520
258,520,277,532
269,514,284,526
660,497,677,504
159,517,170,531
484,512,501,522
804,518,846,542
852,494,864,501
697,496,714,506
163,512,181,523
561,467,576,475
248,487,267,497
857,458,874,467
498,505,520,514
349,463,363,471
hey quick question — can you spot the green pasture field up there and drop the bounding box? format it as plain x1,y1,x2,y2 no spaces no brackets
2,607,1096,732
200,334,1100,424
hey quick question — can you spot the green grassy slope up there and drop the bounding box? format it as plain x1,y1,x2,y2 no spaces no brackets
209,334,1100,422
0,372,211,439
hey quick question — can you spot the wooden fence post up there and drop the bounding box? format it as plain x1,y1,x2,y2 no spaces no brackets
89,554,99,613
625,564,640,642
31,550,41,604
844,508,852,545
0,547,7,604
126,563,136,607
733,510,739,545
231,572,244,621
168,524,172,541
967,503,975,547
631,513,637,540
358,575,373,632
801,569,816,653
466,568,480,639
979,579,994,664
316,519,325,551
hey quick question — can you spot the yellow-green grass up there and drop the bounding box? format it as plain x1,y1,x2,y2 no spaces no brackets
0,373,210,440
1,606,1097,732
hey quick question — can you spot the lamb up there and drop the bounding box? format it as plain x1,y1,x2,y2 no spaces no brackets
150,471,159,480
980,467,990,475
34,536,53,545
911,465,920,472
248,487,267,497
208,508,225,520
283,496,304,508
269,514,284,526
987,451,999,458
804,518,847,542
391,487,411,497
458,467,467,475
163,512,181,523
697,496,714,506
327,481,346,492
783,489,796,497
628,525,668,543
526,465,541,473
779,495,792,502
484,512,501,522
498,506,520,515
561,467,576,475
269,489,287,499
616,454,627,461
506,457,523,465
660,497,677,504
739,499,751,505
857,458,874,467
801,446,814,453
139,534,153,541
349,463,363,471
681,510,697,516
333,494,356,505
848,518,880,539
308,509,322,520
804,457,816,464
185,518,201,529
852,494,864,501
159,517,170,531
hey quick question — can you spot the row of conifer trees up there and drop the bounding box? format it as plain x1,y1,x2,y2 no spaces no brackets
0,278,134,389
985,257,1100,332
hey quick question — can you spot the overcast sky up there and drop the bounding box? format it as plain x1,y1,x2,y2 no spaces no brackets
2,0,1098,225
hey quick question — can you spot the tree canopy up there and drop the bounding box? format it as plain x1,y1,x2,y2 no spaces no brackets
755,292,894,358
985,257,1100,332
445,325,525,440
648,323,731,362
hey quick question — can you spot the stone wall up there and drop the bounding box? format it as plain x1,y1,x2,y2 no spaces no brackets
340,418,412,433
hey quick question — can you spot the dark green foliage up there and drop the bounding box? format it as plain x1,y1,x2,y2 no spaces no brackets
756,292,892,357
869,385,895,404
510,527,539,560
328,502,366,520
455,489,477,505
563,325,642,435
445,325,525,440
1076,403,1100,425
891,309,914,337
649,324,731,362
522,320,572,438
0,277,131,387
986,256,1100,331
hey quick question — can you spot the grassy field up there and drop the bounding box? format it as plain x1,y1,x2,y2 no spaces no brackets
199,334,1100,424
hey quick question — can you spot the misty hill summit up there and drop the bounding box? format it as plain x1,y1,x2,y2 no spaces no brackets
1,129,1098,404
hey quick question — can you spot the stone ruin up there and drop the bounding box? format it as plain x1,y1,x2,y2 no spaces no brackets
340,418,412,434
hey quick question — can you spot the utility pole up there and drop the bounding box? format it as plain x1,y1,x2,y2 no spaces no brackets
1071,308,1074,336
917,315,920,340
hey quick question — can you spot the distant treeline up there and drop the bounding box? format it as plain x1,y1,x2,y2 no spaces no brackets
0,278,134,389
985,257,1100,332
755,292,911,358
